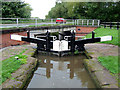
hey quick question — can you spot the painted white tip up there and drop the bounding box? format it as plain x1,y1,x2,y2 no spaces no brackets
11,34,24,41
46,30,50,32
15,56,19,60
101,36,112,42
71,30,76,33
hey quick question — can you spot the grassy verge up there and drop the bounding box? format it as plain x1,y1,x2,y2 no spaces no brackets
98,56,118,74
98,56,119,84
1,49,28,85
84,27,119,46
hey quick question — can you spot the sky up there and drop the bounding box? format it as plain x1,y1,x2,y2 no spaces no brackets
24,0,56,19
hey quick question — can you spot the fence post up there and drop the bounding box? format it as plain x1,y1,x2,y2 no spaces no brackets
110,22,112,29
92,20,94,26
98,20,100,27
87,20,89,26
74,19,76,25
82,20,83,26
74,19,75,25
51,19,53,26
35,18,37,27
117,22,119,30
76,20,78,25
104,22,106,28
16,18,19,27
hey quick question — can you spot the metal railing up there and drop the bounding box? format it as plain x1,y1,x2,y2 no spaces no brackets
75,19,100,27
0,18,100,28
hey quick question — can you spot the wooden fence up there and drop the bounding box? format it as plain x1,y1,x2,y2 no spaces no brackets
101,22,119,30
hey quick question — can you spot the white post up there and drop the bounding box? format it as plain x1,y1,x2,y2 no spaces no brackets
87,20,89,26
16,18,18,27
35,18,37,27
98,20,100,27
92,20,94,26
82,20,84,26
51,19,53,26
77,20,78,25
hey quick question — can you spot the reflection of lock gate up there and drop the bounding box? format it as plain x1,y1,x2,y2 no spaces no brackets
11,30,112,56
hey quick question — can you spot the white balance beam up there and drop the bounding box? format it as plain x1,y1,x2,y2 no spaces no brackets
11,34,25,41
100,36,112,42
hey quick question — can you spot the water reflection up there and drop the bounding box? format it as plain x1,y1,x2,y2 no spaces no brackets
27,54,96,88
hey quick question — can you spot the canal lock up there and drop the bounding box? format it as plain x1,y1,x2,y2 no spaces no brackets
26,52,96,88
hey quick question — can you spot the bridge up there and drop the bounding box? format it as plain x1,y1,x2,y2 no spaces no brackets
1,18,100,28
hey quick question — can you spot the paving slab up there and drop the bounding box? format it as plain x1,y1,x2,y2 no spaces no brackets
84,43,119,88
94,70,118,86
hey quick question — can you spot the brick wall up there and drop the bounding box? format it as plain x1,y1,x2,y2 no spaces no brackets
75,26,97,40
0,31,29,49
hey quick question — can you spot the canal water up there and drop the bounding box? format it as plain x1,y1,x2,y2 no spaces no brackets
27,53,96,88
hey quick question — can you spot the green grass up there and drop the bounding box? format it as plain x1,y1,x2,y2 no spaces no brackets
84,27,119,46
0,49,28,85
98,56,118,74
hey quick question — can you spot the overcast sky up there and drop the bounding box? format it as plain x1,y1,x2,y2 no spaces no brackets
24,0,56,19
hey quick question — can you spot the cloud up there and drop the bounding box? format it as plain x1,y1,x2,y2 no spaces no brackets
24,0,56,19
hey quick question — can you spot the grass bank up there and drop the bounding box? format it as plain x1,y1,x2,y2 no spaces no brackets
1,49,28,85
98,56,119,86
85,27,119,84
98,56,118,74
84,27,119,46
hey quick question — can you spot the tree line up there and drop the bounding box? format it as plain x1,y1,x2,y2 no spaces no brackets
46,2,120,22
1,1,32,18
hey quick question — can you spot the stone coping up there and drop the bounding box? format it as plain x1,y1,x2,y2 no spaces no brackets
84,43,119,88
1,45,38,88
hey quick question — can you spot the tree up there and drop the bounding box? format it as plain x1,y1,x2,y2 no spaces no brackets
46,2,68,19
2,1,32,18
46,2,120,22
